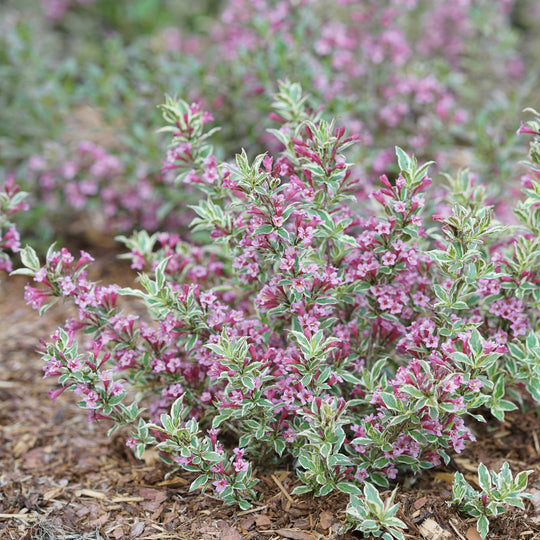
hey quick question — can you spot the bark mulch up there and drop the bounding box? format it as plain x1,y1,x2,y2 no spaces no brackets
2,255,540,539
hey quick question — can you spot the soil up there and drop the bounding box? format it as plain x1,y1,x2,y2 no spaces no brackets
1,251,540,540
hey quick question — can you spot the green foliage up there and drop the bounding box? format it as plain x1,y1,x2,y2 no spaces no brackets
345,484,406,540
451,462,532,539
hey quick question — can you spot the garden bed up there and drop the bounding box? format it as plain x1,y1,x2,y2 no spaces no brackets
1,257,540,540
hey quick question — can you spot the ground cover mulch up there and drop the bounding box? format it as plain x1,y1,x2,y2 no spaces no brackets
2,253,540,539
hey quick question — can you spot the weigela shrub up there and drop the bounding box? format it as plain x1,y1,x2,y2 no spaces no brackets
14,86,540,512
0,175,28,273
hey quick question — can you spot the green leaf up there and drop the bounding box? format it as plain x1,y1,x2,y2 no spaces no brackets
469,328,483,357
274,438,286,457
380,392,399,411
203,452,223,463
478,463,491,493
20,245,40,271
154,257,169,290
254,224,274,235
189,474,209,492
477,514,490,539
514,470,532,491
318,483,334,496
320,443,332,458
292,484,313,495
10,268,36,277
336,482,363,495
395,146,412,173
363,482,383,506
238,499,252,511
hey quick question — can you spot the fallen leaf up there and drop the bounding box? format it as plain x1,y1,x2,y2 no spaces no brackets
465,526,482,540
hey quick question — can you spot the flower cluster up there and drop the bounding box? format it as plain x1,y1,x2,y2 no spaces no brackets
207,0,531,185
40,0,95,22
0,174,28,272
26,140,191,239
16,89,540,515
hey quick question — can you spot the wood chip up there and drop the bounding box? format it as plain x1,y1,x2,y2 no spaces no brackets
418,518,453,539
319,510,333,529
0,513,35,521
219,524,242,540
13,434,37,458
238,504,268,516
141,449,161,465
239,517,256,531
275,530,316,540
75,488,108,500
0,381,19,388
454,458,479,473
465,526,482,540
271,473,295,505
130,521,146,537
157,477,189,486
433,472,456,484
256,514,272,527
110,496,145,503
533,431,540,455
448,518,468,540
43,486,65,500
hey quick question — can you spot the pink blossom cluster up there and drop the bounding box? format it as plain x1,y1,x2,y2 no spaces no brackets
27,141,187,236
0,174,28,272
40,0,96,22
207,0,524,182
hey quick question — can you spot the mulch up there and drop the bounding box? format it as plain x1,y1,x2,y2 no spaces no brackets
1,253,540,539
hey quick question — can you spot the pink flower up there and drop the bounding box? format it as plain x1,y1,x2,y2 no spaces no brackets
393,201,407,213
213,478,228,493
84,391,99,408
273,215,284,227
126,437,137,449
109,381,125,396
375,220,392,235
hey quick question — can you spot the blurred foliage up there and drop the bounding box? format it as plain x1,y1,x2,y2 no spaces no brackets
1,0,539,251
